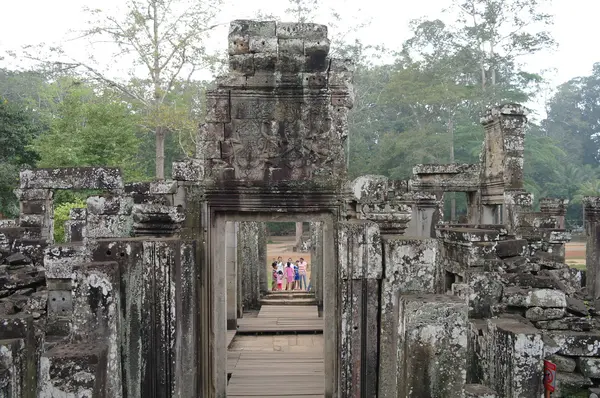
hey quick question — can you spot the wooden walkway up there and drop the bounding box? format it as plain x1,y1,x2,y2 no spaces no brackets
236,305,323,333
227,305,324,397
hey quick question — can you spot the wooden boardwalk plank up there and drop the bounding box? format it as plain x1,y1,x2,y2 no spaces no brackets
228,306,324,397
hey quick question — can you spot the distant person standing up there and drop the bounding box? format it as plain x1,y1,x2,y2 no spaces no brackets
276,256,284,275
271,262,278,291
285,258,295,290
298,257,308,291
293,260,300,290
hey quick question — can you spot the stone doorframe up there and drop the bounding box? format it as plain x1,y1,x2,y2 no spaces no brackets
186,184,344,398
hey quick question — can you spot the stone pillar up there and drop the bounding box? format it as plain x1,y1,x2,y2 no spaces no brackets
467,191,481,225
294,221,303,251
236,223,243,319
540,197,568,229
338,220,382,397
65,208,86,242
379,237,438,397
310,221,323,308
226,221,237,329
0,314,37,398
258,222,268,295
413,193,440,237
16,188,53,242
39,343,109,398
71,261,122,398
484,318,543,397
584,197,600,303
239,221,261,311
86,195,134,239
479,104,527,220
397,294,468,398
503,189,533,236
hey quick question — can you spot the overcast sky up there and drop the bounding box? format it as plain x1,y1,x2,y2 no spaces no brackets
1,0,599,118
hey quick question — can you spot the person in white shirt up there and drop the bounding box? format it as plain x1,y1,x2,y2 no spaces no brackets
298,258,308,291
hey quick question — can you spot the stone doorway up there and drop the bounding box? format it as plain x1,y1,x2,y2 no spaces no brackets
200,209,338,398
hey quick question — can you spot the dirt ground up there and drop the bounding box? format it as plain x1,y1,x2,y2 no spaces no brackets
265,236,312,289
566,242,586,269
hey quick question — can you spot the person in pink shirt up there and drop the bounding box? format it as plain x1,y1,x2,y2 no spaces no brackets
298,258,308,291
285,258,295,290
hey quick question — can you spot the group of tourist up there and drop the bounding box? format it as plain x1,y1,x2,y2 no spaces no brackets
271,256,309,291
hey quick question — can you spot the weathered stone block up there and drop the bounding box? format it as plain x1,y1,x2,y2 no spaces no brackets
577,357,600,378
567,296,590,316
206,91,231,123
495,239,527,258
554,372,592,398
485,317,544,397
338,221,381,280
382,237,437,293
276,23,327,40
304,38,330,56
86,214,133,239
0,337,36,398
548,354,576,372
537,317,592,332
44,244,89,279
39,342,108,398
20,200,47,215
464,384,498,398
86,195,133,215
229,54,254,74
172,159,204,181
249,36,277,53
525,307,565,321
379,237,437,396
228,35,249,55
229,20,277,37
547,331,600,356
502,287,566,308
19,167,123,190
397,294,468,398
467,271,504,318
72,261,122,397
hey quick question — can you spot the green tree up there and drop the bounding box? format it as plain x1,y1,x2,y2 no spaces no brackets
32,80,144,180
0,98,41,217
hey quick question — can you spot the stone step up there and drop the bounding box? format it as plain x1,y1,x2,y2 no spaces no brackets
259,297,317,306
263,291,315,299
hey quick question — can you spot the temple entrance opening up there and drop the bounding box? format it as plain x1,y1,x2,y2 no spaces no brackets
225,220,325,397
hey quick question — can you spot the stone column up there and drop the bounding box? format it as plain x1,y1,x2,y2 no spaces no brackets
310,221,323,308
258,222,268,295
484,318,543,397
338,220,382,398
412,193,440,237
0,314,37,398
467,191,481,225
236,222,243,319
584,197,600,303
503,189,533,235
479,104,527,221
225,221,237,329
16,188,53,241
71,261,122,398
540,197,568,229
238,222,262,311
379,237,438,397
397,294,468,398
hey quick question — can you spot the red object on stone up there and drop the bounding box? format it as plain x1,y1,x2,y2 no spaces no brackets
544,360,556,392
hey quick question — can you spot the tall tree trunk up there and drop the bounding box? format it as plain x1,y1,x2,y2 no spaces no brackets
294,222,303,251
156,126,165,180
449,118,456,221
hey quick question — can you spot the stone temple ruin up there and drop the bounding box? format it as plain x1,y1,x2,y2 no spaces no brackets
1,19,600,398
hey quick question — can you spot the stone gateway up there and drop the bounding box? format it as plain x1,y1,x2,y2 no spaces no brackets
0,19,599,398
